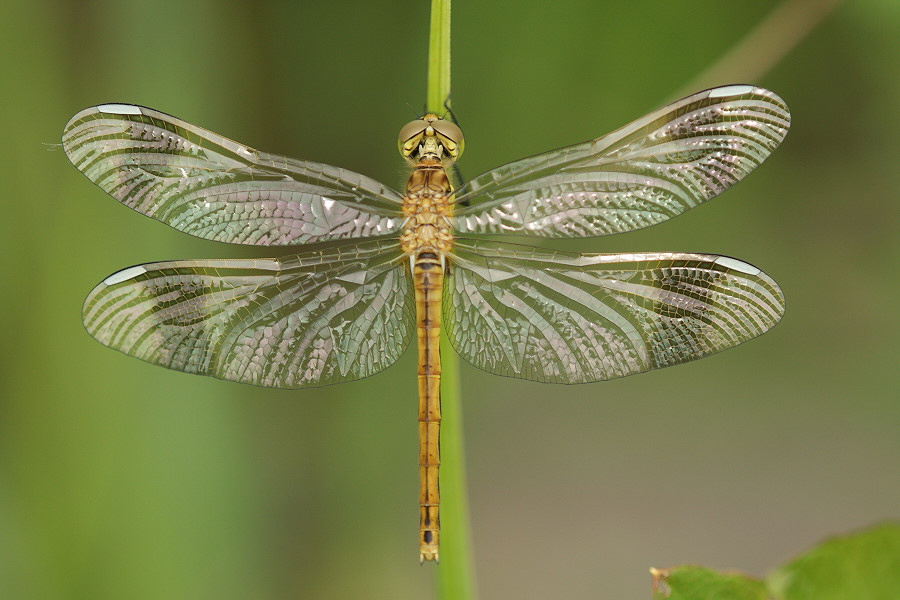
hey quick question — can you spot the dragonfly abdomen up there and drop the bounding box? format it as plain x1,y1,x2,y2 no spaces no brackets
414,252,443,562
403,155,454,562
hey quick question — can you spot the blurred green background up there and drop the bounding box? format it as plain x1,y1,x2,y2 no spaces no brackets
2,1,898,598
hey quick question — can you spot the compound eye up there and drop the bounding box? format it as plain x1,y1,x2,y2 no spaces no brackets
431,119,464,146
398,119,429,146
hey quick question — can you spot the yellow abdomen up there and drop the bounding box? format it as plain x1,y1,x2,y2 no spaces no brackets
402,158,454,562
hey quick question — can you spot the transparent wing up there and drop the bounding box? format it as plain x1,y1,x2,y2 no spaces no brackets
445,239,784,383
83,239,413,388
64,104,404,245
451,85,790,237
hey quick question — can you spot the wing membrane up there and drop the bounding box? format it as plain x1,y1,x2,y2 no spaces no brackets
445,239,784,383
64,105,404,245
451,85,789,238
83,239,413,388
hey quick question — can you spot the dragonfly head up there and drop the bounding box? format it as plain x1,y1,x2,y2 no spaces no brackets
398,114,464,164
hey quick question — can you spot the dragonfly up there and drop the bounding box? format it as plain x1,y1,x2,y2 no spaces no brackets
64,84,789,562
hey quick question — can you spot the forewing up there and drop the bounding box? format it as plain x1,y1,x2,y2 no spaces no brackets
445,239,784,383
83,239,413,388
451,86,789,237
64,104,404,245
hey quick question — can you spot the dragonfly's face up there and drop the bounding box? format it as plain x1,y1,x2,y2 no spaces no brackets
398,114,464,164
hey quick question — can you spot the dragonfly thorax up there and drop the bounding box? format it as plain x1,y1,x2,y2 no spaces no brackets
400,160,454,256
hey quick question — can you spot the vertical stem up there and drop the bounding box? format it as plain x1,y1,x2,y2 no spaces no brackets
427,0,477,598
437,333,475,599
427,0,452,116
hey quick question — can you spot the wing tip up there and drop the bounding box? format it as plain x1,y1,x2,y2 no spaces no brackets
103,265,148,285
714,254,787,325
63,103,159,139
64,103,139,127
62,104,143,151
702,84,791,122
714,255,760,276
707,84,757,98
96,103,143,115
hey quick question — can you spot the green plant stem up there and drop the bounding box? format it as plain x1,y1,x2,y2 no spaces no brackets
427,1,476,599
427,0,452,117
437,334,474,599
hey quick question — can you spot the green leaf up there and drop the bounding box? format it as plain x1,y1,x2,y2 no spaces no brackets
651,524,900,600
767,523,900,600
651,566,768,600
